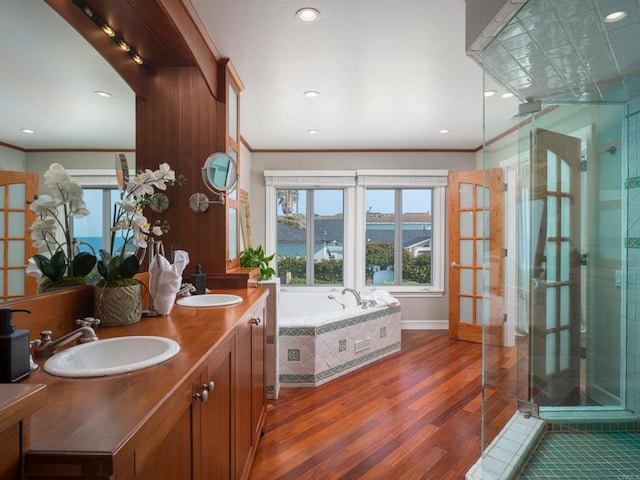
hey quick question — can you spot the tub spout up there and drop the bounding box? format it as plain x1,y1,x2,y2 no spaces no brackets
341,288,366,308
328,294,346,310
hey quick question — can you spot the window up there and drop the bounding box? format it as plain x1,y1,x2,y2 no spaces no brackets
265,169,445,295
72,188,130,256
365,188,433,286
65,169,130,259
276,188,345,286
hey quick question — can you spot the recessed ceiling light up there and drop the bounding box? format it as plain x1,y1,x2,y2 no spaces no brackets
304,90,321,98
94,90,113,98
484,90,497,97
307,129,319,134
501,92,514,98
439,129,451,134
296,8,320,23
20,129,34,134
604,11,627,23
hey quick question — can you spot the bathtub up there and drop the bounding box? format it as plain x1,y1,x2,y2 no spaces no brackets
278,289,402,387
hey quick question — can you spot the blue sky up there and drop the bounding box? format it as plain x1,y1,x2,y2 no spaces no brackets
278,189,432,216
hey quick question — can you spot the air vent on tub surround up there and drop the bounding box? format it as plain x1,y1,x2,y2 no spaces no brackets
354,338,371,353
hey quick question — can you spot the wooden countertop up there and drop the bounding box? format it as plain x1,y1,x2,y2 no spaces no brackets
22,287,268,475
0,383,47,433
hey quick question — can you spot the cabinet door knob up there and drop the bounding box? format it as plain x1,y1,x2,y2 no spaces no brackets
250,317,261,326
194,381,214,403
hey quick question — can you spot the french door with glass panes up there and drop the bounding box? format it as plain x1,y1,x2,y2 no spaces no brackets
530,129,582,406
448,169,503,345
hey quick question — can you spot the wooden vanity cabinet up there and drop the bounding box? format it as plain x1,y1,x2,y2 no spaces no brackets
138,306,264,480
235,302,267,480
194,335,233,480
22,291,267,480
0,384,46,480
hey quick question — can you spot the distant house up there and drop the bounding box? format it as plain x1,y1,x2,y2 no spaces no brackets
277,212,431,260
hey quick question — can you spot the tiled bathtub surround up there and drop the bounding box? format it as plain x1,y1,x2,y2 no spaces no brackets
279,305,402,387
259,279,280,400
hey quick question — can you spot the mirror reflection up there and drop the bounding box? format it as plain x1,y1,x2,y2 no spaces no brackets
202,152,238,193
1,3,135,300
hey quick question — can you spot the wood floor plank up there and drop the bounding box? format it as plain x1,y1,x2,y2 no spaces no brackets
250,330,514,479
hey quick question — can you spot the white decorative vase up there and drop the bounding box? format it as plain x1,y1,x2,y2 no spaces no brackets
95,284,143,327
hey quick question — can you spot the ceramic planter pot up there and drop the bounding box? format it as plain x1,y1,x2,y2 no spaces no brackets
95,284,142,327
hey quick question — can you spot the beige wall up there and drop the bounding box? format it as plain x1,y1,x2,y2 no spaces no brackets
248,150,476,326
0,145,27,171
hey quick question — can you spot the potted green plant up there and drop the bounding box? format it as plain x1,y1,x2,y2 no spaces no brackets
240,245,275,281
27,163,97,292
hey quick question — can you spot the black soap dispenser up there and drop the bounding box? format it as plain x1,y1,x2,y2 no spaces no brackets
192,264,206,295
0,308,31,383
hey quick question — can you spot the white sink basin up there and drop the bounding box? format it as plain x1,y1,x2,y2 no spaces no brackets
176,294,243,308
44,336,180,378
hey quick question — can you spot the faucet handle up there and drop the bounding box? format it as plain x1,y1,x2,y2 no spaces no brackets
76,317,100,328
39,330,53,344
29,339,41,372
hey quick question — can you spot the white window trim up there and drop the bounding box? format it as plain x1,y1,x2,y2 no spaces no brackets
67,169,118,188
265,169,447,297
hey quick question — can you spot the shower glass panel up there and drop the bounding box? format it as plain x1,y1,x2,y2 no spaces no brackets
479,0,632,458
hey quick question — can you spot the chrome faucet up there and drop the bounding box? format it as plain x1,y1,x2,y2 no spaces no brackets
341,288,365,308
34,317,100,358
328,294,346,310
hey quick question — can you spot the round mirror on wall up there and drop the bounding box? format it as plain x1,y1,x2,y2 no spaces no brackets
202,152,237,193
189,152,238,212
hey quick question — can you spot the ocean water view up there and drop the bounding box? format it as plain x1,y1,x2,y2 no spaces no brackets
76,237,126,255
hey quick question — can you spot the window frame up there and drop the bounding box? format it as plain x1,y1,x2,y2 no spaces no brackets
265,169,446,296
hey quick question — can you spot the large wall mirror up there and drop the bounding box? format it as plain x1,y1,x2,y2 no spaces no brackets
0,2,135,299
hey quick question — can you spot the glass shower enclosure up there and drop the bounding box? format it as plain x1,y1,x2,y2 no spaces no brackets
479,0,639,462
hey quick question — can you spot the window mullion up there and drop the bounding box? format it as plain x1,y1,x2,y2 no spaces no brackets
394,189,403,286
307,190,314,286
103,190,113,252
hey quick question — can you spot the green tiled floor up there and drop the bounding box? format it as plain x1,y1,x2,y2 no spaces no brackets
518,431,640,479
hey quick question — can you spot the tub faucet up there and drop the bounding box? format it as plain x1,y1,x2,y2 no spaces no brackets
328,295,346,310
34,318,100,358
341,288,365,308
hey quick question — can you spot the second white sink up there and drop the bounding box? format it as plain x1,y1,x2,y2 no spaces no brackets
176,294,243,308
44,336,180,378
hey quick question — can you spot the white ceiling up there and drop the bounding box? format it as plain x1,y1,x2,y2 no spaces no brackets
0,0,522,152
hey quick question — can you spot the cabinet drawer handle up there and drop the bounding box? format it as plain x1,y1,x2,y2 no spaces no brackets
250,317,261,326
194,381,215,403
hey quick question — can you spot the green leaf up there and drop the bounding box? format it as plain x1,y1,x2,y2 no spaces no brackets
72,252,97,277
99,249,112,265
118,254,139,279
49,250,67,281
106,256,122,282
33,254,55,281
96,260,108,280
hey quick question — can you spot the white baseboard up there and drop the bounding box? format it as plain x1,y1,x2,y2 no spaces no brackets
401,320,448,330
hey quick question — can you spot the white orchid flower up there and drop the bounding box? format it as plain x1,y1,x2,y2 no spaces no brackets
29,194,58,215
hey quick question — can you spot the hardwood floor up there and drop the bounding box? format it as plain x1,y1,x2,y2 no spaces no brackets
249,330,517,480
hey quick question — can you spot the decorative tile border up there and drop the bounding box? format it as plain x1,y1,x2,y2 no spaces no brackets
280,341,401,385
279,305,401,336
625,176,640,189
626,237,640,249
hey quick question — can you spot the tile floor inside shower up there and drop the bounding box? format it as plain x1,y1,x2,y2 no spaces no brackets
517,431,640,479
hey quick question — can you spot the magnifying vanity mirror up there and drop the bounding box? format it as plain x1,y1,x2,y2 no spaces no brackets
189,152,238,212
